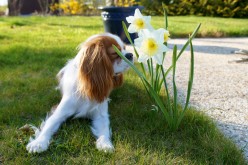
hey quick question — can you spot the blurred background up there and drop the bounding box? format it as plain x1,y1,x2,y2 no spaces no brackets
0,0,247,18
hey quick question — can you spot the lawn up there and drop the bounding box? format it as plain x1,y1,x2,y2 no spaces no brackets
152,16,248,37
0,16,247,164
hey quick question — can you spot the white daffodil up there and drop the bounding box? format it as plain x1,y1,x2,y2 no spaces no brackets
157,28,170,43
126,9,152,33
134,29,169,65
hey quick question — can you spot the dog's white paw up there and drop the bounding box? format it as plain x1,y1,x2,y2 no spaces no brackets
26,138,49,153
96,136,114,153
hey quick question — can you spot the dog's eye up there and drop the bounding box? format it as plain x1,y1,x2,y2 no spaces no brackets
110,53,119,58
110,53,121,62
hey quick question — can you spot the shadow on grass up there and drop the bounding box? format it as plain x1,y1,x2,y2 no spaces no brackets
0,46,247,164
0,45,73,68
10,20,35,27
0,19,37,27
0,34,11,40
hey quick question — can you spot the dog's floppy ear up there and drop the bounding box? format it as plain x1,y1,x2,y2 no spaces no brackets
78,40,114,103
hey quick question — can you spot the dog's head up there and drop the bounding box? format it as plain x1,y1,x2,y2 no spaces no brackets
78,33,133,103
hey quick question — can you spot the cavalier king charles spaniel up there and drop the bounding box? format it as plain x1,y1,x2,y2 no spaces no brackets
26,33,133,153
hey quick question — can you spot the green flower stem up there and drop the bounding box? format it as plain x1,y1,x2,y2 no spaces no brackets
147,60,152,78
172,45,178,126
150,59,154,87
163,6,168,30
161,65,172,118
154,64,162,93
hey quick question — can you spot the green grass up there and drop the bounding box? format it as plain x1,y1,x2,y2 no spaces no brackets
152,16,248,37
0,16,247,164
0,16,248,38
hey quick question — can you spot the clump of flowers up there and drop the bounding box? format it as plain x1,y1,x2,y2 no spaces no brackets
114,8,201,131
50,0,83,15
107,0,139,7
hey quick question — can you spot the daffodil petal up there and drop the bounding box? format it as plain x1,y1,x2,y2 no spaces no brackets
157,28,170,42
156,28,165,34
145,23,154,31
159,44,169,52
143,29,152,37
140,29,152,38
146,16,151,22
138,54,149,63
152,54,163,65
134,37,143,47
134,8,143,18
126,16,135,23
128,24,137,33
153,29,164,43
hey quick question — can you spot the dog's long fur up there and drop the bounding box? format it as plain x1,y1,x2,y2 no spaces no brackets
26,33,132,153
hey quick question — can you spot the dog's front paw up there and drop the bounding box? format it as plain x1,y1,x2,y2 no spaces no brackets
26,138,49,153
96,136,114,153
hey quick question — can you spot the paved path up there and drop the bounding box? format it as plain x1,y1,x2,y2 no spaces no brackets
166,38,248,160
128,38,248,159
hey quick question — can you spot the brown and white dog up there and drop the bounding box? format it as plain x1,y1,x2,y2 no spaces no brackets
26,33,133,153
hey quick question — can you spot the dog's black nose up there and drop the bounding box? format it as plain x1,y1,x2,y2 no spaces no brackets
125,53,133,61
